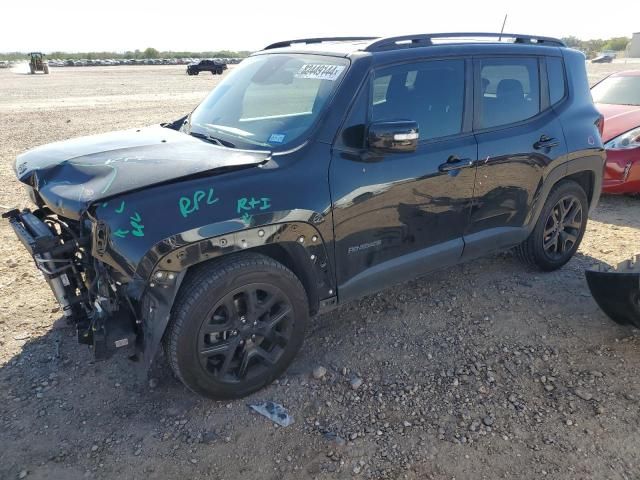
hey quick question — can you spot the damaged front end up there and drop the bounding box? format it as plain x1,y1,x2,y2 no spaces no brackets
586,255,640,327
3,207,138,359
4,125,271,364
5,119,338,387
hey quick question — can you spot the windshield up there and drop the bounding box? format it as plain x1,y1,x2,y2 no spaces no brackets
187,54,349,149
591,76,640,106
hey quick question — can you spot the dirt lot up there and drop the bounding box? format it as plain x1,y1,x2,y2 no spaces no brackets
1,63,639,480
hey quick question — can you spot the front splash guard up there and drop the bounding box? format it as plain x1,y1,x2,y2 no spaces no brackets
586,255,640,327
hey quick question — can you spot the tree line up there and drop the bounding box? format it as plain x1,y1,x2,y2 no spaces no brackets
561,36,630,58
0,37,633,62
0,47,251,61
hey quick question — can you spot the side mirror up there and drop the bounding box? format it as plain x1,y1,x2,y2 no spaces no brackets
368,121,419,153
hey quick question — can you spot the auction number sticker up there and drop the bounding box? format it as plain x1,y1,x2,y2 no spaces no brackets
295,64,346,81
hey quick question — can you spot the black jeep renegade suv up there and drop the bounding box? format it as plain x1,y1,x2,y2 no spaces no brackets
5,33,605,399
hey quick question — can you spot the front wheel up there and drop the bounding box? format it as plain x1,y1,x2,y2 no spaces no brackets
515,180,588,271
164,253,309,399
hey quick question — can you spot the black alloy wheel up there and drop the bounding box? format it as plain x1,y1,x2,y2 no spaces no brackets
197,283,294,383
164,253,309,399
515,180,588,271
542,194,583,260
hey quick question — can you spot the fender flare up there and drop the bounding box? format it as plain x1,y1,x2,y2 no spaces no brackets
524,153,604,235
135,220,335,370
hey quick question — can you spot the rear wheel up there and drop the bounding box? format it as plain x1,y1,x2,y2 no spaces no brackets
164,253,309,399
516,180,588,271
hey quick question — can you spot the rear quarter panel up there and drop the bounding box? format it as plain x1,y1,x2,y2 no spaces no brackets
554,48,606,209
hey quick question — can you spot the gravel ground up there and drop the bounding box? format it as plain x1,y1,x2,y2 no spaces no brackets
1,63,639,480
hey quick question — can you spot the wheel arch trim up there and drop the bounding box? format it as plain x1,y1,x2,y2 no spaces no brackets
134,219,335,370
526,153,604,233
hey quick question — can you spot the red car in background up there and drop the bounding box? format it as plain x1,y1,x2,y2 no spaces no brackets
591,70,640,194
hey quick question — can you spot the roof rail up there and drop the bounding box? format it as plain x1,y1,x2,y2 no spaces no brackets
364,32,566,52
263,37,377,50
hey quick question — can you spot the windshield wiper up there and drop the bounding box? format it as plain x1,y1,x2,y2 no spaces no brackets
189,131,236,148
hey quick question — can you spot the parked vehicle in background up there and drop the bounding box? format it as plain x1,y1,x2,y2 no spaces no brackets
5,33,604,400
592,54,614,64
187,59,228,75
591,70,640,194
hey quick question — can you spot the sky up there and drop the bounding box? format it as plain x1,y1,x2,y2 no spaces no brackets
1,0,637,53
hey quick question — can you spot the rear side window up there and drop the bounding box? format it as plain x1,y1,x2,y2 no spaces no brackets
478,58,540,129
547,57,566,105
371,59,465,140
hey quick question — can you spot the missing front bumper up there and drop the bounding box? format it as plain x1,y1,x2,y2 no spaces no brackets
3,207,137,359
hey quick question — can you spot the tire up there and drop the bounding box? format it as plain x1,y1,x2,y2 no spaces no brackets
193,70,199,75
516,180,588,271
164,253,309,399
43,64,49,74
29,65,35,74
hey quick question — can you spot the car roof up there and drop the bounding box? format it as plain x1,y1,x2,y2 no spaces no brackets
253,40,374,57
253,33,566,59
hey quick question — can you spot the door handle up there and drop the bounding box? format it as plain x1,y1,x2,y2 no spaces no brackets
533,135,560,150
438,156,474,172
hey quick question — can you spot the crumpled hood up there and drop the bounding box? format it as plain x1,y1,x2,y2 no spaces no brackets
15,125,270,218
596,103,640,143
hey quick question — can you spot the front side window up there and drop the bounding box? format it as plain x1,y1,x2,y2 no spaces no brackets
371,59,465,140
188,54,349,149
479,58,540,129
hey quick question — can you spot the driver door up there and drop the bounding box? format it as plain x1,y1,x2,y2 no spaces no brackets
330,58,478,301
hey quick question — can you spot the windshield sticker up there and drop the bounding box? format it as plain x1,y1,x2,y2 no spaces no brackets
294,64,345,81
268,133,286,144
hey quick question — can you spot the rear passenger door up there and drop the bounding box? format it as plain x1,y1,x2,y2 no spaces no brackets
464,56,568,258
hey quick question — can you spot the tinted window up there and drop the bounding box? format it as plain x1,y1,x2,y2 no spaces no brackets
371,59,465,140
591,75,640,106
189,54,348,149
547,57,566,105
338,83,368,149
479,58,540,129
